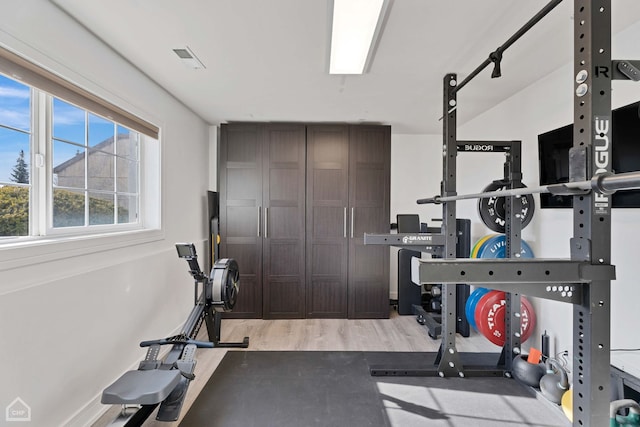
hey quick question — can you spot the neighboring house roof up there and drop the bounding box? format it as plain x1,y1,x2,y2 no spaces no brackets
52,134,130,174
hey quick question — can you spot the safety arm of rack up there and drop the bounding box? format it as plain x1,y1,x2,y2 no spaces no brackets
410,258,615,303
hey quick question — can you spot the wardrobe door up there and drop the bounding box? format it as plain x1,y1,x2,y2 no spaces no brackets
219,124,263,318
348,125,391,319
262,124,307,318
306,125,349,318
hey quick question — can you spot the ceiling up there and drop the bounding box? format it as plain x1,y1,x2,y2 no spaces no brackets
51,0,640,134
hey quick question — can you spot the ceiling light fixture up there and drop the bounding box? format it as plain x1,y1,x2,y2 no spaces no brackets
173,47,206,70
329,0,388,75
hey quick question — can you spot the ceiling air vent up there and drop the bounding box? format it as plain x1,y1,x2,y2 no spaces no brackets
172,47,206,69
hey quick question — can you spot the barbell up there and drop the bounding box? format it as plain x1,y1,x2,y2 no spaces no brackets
417,170,640,205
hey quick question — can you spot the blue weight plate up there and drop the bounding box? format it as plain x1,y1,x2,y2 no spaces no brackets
477,235,534,259
465,287,489,330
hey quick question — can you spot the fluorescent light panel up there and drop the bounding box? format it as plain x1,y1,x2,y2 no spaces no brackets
330,0,385,74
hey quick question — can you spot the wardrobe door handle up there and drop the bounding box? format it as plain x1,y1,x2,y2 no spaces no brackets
343,207,347,238
264,207,268,239
257,207,261,237
350,207,354,238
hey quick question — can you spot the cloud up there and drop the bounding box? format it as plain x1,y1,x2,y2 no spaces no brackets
53,103,85,126
0,85,30,99
54,110,85,126
0,108,30,130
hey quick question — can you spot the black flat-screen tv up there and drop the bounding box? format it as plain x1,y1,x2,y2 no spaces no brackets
538,101,640,208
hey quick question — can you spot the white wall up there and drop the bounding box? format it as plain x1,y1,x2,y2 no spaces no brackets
0,1,210,426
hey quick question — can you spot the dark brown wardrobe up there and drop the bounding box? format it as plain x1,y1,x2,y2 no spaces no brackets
219,123,390,319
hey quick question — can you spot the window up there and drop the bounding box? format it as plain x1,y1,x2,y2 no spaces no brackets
51,98,139,229
0,69,154,242
0,75,31,237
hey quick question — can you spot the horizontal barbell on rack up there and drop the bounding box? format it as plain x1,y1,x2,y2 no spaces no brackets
416,170,640,205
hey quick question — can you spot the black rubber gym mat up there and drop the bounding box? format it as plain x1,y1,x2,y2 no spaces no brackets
180,351,570,427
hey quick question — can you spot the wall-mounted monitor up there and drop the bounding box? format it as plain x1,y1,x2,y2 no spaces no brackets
538,101,640,208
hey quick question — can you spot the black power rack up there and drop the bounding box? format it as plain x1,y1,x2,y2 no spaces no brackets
366,1,640,425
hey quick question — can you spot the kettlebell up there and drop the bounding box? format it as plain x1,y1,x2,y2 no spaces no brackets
610,399,640,426
539,359,569,405
511,354,545,388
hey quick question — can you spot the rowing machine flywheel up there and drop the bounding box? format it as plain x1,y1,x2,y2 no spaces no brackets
210,258,240,311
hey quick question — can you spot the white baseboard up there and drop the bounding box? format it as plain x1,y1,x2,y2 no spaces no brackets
61,323,183,427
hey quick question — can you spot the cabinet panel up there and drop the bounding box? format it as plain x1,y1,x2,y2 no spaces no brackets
262,124,306,318
306,125,349,318
348,125,391,319
220,124,263,318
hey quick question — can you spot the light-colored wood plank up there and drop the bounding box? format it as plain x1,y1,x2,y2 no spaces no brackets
93,312,497,426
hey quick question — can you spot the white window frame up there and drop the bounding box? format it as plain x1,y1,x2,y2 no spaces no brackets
0,48,163,270
44,95,143,237
1,83,148,240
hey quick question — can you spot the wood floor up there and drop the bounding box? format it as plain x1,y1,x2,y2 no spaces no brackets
94,311,497,427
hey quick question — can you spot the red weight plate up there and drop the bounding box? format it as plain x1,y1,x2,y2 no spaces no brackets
520,297,536,343
475,291,536,346
474,290,499,340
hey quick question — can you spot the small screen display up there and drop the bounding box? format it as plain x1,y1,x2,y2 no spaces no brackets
176,243,196,258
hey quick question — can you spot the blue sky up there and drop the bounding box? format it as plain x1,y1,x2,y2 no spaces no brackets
0,74,119,184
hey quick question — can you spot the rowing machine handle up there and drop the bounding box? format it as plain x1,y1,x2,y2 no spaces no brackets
139,338,215,348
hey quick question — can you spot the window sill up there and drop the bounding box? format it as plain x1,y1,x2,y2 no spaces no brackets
0,228,165,272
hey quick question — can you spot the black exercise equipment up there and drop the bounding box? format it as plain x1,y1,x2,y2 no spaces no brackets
371,2,640,425
477,180,535,233
375,216,471,339
415,218,471,339
207,190,219,272
396,214,426,317
397,248,421,315
395,214,422,235
511,354,545,388
101,243,248,426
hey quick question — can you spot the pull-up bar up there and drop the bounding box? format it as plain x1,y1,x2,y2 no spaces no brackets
417,170,640,204
454,0,564,94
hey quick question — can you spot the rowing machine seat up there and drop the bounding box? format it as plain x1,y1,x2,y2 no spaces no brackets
102,369,182,405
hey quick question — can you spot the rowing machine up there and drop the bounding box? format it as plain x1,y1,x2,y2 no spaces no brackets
101,243,249,426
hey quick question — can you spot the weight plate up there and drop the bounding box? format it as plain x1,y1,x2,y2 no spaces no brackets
475,235,502,259
471,235,491,258
561,389,573,422
471,234,496,258
475,291,536,347
477,235,535,259
478,180,535,233
465,287,489,330
474,290,499,340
